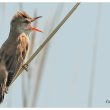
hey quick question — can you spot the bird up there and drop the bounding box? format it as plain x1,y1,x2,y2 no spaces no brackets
0,11,42,103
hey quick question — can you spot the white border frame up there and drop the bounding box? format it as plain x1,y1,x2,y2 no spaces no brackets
0,0,110,3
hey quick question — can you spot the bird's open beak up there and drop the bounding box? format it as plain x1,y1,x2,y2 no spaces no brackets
31,16,42,22
30,16,43,33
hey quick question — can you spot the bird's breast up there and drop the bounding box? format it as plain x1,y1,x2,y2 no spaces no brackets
17,33,29,46
16,33,30,59
17,33,30,50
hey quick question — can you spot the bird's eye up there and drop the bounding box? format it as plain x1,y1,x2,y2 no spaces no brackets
24,19,30,23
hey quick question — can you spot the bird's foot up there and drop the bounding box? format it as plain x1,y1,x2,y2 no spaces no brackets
22,64,29,72
5,87,8,94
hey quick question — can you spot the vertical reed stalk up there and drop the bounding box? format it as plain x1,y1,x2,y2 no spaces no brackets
11,3,80,84
30,4,64,107
18,3,28,107
88,4,102,107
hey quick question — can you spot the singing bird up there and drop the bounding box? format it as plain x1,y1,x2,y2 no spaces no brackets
0,11,42,103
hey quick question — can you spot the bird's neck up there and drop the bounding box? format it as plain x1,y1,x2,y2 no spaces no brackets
9,27,30,39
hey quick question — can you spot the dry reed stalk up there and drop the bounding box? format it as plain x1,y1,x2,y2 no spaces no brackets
27,10,37,82
12,2,80,83
18,3,37,107
19,3,23,10
26,10,38,107
18,3,28,107
10,3,80,94
88,4,102,107
9,4,80,106
30,3,64,107
0,3,6,30
22,74,27,107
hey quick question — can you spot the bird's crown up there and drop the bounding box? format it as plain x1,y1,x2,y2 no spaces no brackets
12,11,31,21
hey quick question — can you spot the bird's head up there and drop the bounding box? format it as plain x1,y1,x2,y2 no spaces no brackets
11,11,42,35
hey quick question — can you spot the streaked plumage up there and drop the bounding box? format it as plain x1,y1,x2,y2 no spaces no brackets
0,32,29,86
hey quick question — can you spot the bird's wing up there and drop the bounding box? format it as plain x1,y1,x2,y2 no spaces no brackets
0,50,19,86
0,33,29,86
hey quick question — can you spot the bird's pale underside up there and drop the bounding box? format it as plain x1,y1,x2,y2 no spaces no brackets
0,11,42,103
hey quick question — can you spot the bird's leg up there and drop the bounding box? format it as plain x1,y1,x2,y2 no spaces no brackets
22,64,29,72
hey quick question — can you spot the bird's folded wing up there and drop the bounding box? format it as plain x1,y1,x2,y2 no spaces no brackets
0,33,29,86
0,51,22,86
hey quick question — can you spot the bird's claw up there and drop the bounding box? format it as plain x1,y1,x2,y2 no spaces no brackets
22,64,29,72
5,87,8,94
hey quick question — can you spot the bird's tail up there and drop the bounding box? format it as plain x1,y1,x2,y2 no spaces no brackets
0,59,8,103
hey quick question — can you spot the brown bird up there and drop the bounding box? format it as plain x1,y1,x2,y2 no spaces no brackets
0,11,42,103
